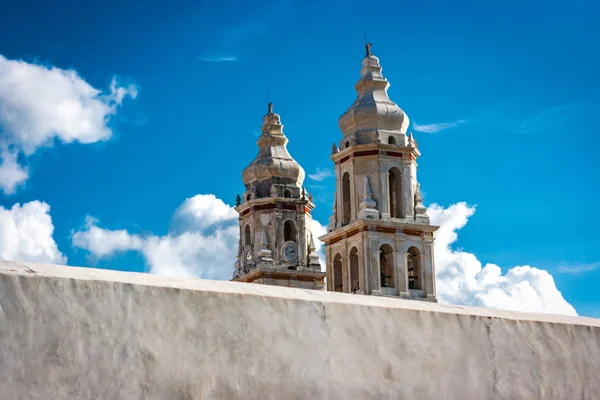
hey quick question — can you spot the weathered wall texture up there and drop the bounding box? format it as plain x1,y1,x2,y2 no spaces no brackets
0,260,599,400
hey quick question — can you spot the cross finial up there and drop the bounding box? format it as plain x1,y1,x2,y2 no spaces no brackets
364,33,372,56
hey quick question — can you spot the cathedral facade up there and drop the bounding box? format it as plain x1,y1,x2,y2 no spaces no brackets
232,104,326,289
318,46,438,301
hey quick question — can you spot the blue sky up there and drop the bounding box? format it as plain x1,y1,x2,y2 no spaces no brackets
0,0,598,317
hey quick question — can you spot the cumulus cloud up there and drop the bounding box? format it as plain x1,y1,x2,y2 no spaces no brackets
0,201,66,264
429,202,576,316
72,194,240,280
71,193,575,315
412,119,465,133
0,54,137,193
0,150,28,194
72,216,143,258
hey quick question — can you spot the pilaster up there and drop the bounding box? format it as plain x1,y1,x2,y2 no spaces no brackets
424,241,437,301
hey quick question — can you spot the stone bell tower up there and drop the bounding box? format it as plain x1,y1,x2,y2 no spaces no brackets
319,44,438,301
232,104,326,289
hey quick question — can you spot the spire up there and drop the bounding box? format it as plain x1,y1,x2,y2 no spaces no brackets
308,234,321,269
259,225,274,262
408,132,418,148
357,176,379,219
414,183,429,222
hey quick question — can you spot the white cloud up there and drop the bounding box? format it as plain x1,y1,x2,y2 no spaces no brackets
557,262,600,275
72,216,143,258
0,201,66,264
72,194,240,280
71,193,575,315
170,194,238,233
0,150,28,194
198,56,238,63
412,119,465,133
429,202,576,316
0,54,137,193
308,168,334,181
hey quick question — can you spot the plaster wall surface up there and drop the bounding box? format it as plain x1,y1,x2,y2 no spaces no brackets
1,260,599,400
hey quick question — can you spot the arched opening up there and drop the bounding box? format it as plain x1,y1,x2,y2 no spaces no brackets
349,247,360,294
283,220,296,242
342,172,351,225
333,254,343,292
344,141,350,148
388,136,397,145
283,189,292,198
246,194,251,201
388,167,403,218
379,244,395,289
244,225,251,245
407,246,422,290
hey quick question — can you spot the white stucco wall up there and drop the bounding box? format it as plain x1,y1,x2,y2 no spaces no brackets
1,260,599,400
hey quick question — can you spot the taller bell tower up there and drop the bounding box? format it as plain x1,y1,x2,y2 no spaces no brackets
319,45,438,301
232,104,325,290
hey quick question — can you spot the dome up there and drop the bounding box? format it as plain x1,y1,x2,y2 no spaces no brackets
338,53,409,141
242,105,305,188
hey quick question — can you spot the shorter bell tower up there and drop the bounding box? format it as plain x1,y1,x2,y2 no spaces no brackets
232,104,325,290
319,45,438,301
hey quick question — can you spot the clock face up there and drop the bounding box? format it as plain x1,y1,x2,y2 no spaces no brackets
283,243,298,261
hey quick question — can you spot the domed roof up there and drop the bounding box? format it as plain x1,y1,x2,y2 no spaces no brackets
242,104,305,187
338,51,409,142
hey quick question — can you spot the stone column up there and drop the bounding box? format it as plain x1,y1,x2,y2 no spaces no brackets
349,163,356,223
356,245,364,295
297,214,306,266
341,246,349,293
424,240,437,300
335,165,343,230
398,252,409,297
380,165,390,218
274,211,283,263
326,246,333,291
402,160,414,219
369,234,381,295
361,232,370,294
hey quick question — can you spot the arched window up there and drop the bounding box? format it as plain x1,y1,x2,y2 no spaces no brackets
246,194,251,201
284,220,296,242
388,167,403,218
244,225,251,245
283,189,292,198
342,172,351,225
333,254,343,292
407,246,422,290
344,141,350,148
379,244,395,289
349,247,360,294
388,136,397,145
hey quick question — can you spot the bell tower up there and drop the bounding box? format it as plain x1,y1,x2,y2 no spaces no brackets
232,104,325,290
319,45,438,301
